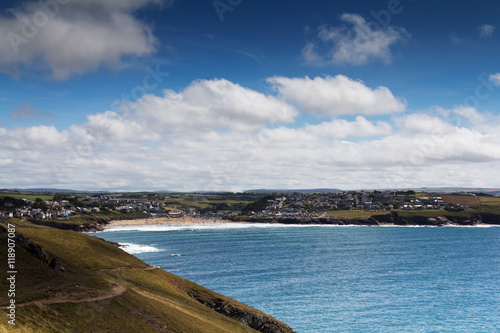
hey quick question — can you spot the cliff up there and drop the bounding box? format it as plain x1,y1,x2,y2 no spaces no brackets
251,211,497,226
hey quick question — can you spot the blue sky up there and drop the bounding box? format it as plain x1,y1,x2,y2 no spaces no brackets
1,0,500,191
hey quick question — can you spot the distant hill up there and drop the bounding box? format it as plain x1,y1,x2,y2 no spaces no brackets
245,188,343,194
8,188,80,193
5,187,500,196
408,187,500,195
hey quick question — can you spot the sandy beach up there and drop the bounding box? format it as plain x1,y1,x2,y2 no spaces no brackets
106,217,236,226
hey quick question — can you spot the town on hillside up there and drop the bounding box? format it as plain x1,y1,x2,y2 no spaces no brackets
0,190,485,222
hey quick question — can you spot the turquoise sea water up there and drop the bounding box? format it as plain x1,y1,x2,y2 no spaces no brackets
92,224,500,332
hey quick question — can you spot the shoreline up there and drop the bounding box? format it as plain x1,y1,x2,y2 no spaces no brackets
103,217,497,228
106,217,236,226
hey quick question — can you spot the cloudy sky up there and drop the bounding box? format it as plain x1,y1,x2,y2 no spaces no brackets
1,0,500,191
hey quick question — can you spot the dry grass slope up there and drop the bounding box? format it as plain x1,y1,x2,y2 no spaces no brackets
0,220,294,333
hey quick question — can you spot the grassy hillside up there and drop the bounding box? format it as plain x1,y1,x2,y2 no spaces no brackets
0,220,294,333
0,193,53,201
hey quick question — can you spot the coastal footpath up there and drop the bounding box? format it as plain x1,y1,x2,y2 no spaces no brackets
0,220,295,333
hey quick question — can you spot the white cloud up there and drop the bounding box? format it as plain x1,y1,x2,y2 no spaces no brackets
400,113,456,135
126,78,299,132
0,125,69,150
490,73,500,86
0,0,162,80
450,106,485,125
479,24,495,38
3,77,500,191
303,13,409,66
85,111,160,142
261,117,392,142
267,75,406,116
433,105,487,128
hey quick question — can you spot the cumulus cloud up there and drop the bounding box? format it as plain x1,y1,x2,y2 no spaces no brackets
490,73,500,86
126,78,299,132
2,77,500,191
479,24,495,38
262,116,392,142
267,75,406,116
303,13,409,66
0,125,69,150
0,0,163,80
10,103,54,120
400,113,456,135
450,106,485,124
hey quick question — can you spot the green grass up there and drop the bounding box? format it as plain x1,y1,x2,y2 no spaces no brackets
476,196,500,215
394,208,476,218
326,210,381,218
0,220,293,333
26,211,151,230
0,193,53,200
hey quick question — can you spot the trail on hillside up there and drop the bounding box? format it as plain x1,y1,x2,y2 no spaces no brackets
98,265,159,272
1,266,159,309
5,285,127,308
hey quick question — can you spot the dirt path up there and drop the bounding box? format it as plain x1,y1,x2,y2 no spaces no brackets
3,285,127,309
98,265,159,272
1,266,159,309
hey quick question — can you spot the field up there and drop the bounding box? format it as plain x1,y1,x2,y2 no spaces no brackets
326,210,380,219
0,192,54,201
157,193,255,211
476,195,500,215
441,194,479,206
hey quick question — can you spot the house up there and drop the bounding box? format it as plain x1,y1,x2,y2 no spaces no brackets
168,211,182,218
0,211,13,218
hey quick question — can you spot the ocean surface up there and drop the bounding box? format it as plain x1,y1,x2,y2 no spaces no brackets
91,224,500,332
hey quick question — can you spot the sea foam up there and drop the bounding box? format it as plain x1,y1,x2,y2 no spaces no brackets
119,243,164,254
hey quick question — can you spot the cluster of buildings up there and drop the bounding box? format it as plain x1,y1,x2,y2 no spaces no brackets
0,199,72,220
0,195,167,220
245,191,472,218
0,190,475,221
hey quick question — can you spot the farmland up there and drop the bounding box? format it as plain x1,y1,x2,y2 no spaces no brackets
0,192,53,201
441,194,479,206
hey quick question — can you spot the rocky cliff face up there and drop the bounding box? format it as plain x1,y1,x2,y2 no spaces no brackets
255,211,492,226
184,288,296,333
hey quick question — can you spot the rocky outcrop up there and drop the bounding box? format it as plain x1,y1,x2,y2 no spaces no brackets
7,228,65,272
248,211,490,226
480,213,500,225
28,218,107,232
184,289,296,333
49,257,65,272
392,213,482,226
16,233,49,263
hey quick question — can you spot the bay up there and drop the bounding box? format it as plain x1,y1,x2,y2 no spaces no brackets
92,224,500,332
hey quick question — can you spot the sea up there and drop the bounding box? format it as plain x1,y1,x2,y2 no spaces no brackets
91,223,500,332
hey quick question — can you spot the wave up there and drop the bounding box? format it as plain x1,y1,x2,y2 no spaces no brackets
119,243,164,254
102,223,347,232
101,222,499,233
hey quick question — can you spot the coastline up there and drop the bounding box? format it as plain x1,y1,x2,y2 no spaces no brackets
102,217,497,228
106,216,235,226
